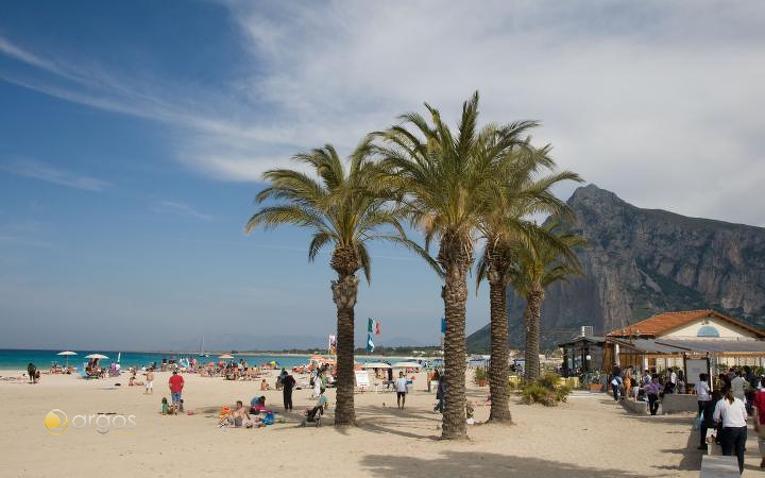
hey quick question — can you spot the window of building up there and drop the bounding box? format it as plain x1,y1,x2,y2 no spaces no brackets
697,325,720,338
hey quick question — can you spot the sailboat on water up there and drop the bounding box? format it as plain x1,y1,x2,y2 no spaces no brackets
198,337,210,358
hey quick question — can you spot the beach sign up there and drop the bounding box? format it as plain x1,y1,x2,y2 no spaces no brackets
354,370,370,391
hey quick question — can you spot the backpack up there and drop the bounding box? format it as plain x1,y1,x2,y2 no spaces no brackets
262,412,275,425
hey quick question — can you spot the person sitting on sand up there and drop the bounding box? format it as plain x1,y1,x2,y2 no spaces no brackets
250,396,271,414
260,379,270,391
161,397,176,415
220,401,257,428
465,400,475,425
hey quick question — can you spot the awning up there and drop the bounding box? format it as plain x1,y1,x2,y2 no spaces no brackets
609,337,765,355
557,336,606,347
657,339,765,354
609,338,688,354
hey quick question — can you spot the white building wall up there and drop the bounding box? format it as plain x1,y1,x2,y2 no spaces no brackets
661,316,758,340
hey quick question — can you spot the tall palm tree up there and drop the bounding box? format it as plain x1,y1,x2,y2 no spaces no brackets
373,92,537,439
509,224,585,381
476,148,581,422
245,141,431,426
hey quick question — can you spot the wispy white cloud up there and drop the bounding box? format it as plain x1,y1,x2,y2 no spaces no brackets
1,3,765,225
0,158,111,192
0,221,52,248
152,200,213,221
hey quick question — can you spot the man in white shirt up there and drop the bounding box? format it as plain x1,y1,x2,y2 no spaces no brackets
395,372,409,409
696,373,711,408
713,393,748,473
731,371,749,403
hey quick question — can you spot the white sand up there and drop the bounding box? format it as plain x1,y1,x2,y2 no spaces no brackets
0,369,761,477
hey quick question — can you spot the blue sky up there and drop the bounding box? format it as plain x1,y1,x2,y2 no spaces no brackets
1,1,764,351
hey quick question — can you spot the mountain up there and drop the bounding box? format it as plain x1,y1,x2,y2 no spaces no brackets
467,184,765,352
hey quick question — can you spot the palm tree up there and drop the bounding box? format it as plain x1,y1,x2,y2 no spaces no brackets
245,141,431,426
476,148,581,422
508,224,585,381
373,92,537,439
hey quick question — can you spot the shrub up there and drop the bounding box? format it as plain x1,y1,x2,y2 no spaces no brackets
521,383,555,406
520,372,572,406
474,367,489,385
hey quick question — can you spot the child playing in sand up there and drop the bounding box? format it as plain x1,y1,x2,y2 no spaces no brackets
465,400,475,425
161,397,176,415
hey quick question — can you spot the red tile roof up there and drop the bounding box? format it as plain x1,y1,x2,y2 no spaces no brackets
607,309,765,339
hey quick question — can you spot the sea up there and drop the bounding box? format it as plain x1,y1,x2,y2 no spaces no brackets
0,349,406,372
0,349,316,371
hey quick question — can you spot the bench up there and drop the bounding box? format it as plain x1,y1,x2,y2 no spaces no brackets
699,455,738,477
661,394,698,414
621,398,649,415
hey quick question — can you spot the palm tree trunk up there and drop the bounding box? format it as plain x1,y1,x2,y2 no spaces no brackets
439,239,470,440
488,275,512,422
524,284,544,381
331,273,359,426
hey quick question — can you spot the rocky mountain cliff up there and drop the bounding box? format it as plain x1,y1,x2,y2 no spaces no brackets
467,184,765,352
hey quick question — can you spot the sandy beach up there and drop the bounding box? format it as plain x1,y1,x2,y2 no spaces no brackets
0,369,761,477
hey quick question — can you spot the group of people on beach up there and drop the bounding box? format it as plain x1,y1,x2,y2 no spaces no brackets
696,368,765,473
609,365,686,404
217,368,327,429
610,363,765,473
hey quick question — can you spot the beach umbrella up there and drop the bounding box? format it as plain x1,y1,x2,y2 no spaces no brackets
362,362,391,369
57,351,77,368
391,361,422,369
85,354,109,360
218,354,234,360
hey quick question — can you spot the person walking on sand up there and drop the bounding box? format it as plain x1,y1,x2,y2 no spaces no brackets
610,372,622,401
395,372,408,409
753,377,765,469
282,372,296,412
144,368,155,394
644,375,661,416
434,370,446,413
714,387,748,473
312,371,322,398
169,370,185,411
27,363,38,384
731,370,749,404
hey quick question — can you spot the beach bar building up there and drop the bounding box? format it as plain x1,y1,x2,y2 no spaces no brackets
603,310,765,387
558,326,605,376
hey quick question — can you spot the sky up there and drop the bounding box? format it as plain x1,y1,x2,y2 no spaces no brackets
1,1,764,351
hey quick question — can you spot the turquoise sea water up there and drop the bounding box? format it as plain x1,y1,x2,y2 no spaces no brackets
0,349,314,371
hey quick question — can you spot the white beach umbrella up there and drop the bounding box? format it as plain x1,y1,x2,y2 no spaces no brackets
361,362,392,369
391,361,422,369
57,351,77,368
85,354,109,360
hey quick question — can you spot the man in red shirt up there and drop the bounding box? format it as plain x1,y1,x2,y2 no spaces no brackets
753,379,765,469
169,371,185,411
